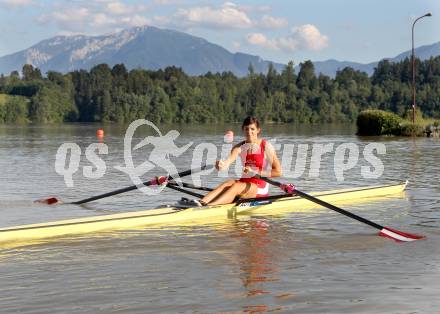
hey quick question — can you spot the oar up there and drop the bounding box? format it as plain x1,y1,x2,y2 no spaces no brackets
165,183,205,198
36,165,210,205
167,181,213,192
251,173,424,242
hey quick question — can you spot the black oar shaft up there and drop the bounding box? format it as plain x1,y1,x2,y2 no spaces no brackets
166,184,205,198
258,175,384,231
72,185,138,205
294,189,383,230
167,182,214,192
72,165,209,205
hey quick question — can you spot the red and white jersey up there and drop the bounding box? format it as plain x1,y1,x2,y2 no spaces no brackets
238,139,270,197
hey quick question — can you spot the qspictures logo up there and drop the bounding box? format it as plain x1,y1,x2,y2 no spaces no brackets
54,119,386,194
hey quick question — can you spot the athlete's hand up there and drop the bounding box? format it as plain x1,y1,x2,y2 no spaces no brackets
243,166,259,176
243,166,251,174
280,183,295,194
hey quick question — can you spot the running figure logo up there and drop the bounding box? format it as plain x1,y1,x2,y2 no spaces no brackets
115,119,193,194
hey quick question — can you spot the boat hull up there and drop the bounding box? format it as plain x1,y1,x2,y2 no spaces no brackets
0,182,407,247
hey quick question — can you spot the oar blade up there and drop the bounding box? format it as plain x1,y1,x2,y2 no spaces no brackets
34,197,62,205
379,226,425,242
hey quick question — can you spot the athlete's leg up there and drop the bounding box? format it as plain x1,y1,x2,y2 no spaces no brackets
200,179,235,204
207,181,257,205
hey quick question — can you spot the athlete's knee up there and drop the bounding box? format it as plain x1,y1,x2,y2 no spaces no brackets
220,180,235,188
230,182,245,192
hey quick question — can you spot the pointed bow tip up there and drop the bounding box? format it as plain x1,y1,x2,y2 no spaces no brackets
379,226,425,242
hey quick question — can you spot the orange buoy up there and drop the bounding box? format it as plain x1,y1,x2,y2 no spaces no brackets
224,130,234,143
96,129,104,138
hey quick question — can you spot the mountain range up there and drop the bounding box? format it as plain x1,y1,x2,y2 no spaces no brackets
311,42,440,77
0,25,439,77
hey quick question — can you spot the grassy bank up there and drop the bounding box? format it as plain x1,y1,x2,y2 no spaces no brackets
357,109,440,137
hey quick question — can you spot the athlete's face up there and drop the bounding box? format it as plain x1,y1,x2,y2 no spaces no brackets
243,123,260,142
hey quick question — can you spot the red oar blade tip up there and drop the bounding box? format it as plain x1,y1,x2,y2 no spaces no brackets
34,197,62,205
379,226,425,242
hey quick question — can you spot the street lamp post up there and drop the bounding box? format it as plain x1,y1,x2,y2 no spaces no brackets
412,12,432,124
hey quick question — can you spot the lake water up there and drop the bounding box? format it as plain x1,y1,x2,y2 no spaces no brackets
0,123,439,313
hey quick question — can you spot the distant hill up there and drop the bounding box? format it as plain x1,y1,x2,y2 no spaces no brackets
0,26,284,77
309,41,440,77
390,41,440,62
0,25,438,77
303,59,377,77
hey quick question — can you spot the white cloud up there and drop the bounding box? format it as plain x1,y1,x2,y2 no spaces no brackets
247,24,328,52
153,0,186,5
247,33,266,45
153,15,171,26
260,15,288,29
106,2,131,15
92,13,115,26
38,1,149,34
56,31,87,37
236,4,271,14
290,24,329,50
120,15,151,27
39,7,91,30
254,5,271,13
175,2,254,29
247,33,277,49
232,41,241,49
0,0,32,8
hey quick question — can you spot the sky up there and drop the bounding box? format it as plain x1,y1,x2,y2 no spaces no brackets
0,0,438,64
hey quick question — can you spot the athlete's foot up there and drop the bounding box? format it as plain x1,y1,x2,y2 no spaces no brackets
176,198,206,208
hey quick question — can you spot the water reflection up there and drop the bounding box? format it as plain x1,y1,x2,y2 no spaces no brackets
227,219,295,313
238,220,277,296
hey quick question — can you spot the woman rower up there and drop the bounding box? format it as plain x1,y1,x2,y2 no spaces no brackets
192,116,282,206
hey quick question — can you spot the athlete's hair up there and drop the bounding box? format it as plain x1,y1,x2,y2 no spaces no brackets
242,116,260,129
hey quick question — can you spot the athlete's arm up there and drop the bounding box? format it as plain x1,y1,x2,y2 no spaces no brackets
261,142,282,178
216,142,243,171
265,150,282,177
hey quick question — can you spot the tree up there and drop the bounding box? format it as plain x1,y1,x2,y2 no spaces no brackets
246,74,266,116
248,62,255,76
89,64,112,121
281,61,296,90
265,62,279,95
111,64,128,93
297,60,316,90
3,96,28,123
29,86,78,123
372,60,393,85
2,56,440,125
71,69,94,121
22,64,42,81
149,86,174,123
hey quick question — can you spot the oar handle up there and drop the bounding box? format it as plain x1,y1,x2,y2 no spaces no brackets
72,165,210,205
254,174,384,231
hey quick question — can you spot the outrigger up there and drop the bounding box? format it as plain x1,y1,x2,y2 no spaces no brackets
0,165,424,247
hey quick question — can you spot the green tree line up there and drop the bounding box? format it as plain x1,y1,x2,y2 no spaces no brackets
0,57,439,124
